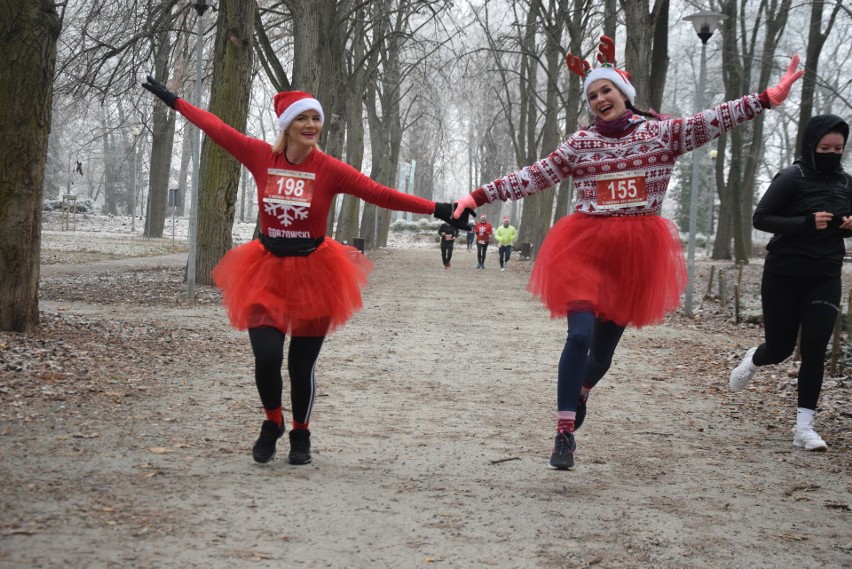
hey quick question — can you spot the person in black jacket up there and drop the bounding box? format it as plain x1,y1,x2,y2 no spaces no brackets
729,114,851,451
438,222,460,268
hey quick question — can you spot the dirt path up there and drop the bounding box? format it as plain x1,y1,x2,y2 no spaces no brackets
2,247,849,568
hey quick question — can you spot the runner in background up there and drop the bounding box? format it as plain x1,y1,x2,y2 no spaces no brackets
451,37,804,470
494,216,518,272
473,214,493,269
438,221,459,268
730,114,851,451
142,77,472,466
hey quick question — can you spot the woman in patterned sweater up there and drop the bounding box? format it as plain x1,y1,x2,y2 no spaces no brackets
452,36,804,470
142,79,470,466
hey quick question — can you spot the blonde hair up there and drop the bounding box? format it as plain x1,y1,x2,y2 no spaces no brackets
271,131,286,154
270,129,322,154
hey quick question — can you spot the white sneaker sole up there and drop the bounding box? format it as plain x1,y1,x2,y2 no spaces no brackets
793,429,828,451
793,439,828,451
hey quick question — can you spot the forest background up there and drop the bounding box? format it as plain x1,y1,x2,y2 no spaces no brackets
1,0,850,332
1,3,851,564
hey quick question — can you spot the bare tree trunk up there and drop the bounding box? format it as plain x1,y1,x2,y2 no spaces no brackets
334,7,368,245
713,0,790,262
101,129,120,215
360,0,407,250
712,130,732,257
286,0,351,234
196,0,255,285
795,0,842,153
144,27,176,239
621,0,669,112
737,0,792,257
0,0,61,332
177,122,191,217
515,0,545,250
554,0,591,222
713,0,748,261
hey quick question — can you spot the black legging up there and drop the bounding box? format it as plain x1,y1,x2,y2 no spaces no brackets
248,327,325,424
440,241,454,266
557,310,625,411
753,272,840,410
477,242,488,264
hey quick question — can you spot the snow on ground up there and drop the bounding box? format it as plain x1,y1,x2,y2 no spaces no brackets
40,211,442,260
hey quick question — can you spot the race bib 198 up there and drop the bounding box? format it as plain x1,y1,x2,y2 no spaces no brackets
263,169,316,207
595,170,648,209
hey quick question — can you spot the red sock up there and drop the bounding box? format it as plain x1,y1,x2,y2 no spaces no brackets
292,420,309,431
264,406,283,428
557,411,576,434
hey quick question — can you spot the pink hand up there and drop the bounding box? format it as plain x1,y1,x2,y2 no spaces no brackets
766,54,804,107
453,194,477,218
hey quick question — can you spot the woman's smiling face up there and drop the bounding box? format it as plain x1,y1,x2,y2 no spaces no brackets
587,79,628,121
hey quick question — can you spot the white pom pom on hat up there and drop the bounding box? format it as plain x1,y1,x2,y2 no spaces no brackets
273,91,324,132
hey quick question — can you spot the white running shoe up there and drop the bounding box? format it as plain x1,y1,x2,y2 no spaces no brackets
729,347,757,392
792,425,827,451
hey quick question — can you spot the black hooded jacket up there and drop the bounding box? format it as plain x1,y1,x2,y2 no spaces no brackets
753,114,852,278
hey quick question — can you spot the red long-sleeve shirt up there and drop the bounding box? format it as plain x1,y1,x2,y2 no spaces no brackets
175,99,435,239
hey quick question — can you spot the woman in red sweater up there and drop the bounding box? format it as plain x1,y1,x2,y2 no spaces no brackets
143,78,470,466
451,37,803,471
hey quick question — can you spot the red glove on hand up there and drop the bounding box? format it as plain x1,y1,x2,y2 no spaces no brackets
453,194,477,218
765,54,804,107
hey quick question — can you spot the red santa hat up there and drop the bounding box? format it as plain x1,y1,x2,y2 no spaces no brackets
273,91,324,132
583,67,636,106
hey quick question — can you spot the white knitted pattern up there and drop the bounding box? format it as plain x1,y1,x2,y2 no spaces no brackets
481,93,764,217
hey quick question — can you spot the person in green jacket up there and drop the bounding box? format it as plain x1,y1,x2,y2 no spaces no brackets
494,217,518,271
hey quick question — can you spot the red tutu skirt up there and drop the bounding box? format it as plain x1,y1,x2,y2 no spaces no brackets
211,238,373,336
528,213,687,328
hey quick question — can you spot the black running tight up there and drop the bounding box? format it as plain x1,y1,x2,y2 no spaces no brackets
477,242,488,264
248,327,325,424
753,272,840,410
440,241,454,266
557,310,626,411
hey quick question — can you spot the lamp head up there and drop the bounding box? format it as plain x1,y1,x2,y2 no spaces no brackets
683,11,727,45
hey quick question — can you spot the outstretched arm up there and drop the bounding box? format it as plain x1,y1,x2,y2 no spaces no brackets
672,54,804,155
141,75,268,170
762,54,804,108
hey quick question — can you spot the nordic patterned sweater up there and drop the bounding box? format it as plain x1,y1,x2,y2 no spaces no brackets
174,99,435,239
470,93,766,217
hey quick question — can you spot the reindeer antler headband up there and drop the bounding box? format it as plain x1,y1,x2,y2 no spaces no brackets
566,35,636,106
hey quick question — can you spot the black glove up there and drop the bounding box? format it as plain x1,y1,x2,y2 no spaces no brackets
434,202,476,231
141,75,178,109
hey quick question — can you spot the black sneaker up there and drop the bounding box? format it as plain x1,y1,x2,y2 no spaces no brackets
252,420,285,464
574,396,587,431
548,431,576,470
288,429,312,465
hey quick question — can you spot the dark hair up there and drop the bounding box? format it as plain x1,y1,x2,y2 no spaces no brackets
626,102,659,120
826,125,849,145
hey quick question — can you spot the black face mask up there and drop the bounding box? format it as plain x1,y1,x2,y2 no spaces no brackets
813,152,842,173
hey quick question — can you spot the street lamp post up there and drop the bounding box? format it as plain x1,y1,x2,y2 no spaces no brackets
187,0,210,299
707,149,718,251
682,10,727,317
130,127,141,233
